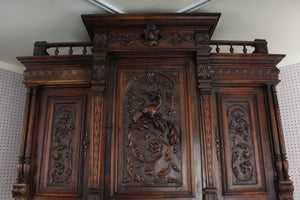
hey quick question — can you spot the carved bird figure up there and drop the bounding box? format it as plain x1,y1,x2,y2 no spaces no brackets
141,92,162,118
132,92,162,123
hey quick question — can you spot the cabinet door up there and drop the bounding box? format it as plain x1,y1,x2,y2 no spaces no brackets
216,87,276,200
33,88,88,199
105,56,200,199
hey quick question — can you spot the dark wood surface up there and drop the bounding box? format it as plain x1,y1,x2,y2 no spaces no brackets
12,13,294,200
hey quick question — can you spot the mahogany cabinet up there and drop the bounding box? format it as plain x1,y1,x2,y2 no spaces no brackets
12,13,294,200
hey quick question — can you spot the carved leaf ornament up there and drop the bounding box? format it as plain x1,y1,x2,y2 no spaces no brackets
48,105,75,184
228,104,257,185
123,72,182,186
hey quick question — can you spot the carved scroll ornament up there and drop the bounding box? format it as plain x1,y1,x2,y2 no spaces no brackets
48,105,76,185
228,104,257,185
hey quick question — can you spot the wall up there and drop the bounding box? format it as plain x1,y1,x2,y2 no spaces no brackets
0,64,299,199
0,68,25,199
277,63,300,200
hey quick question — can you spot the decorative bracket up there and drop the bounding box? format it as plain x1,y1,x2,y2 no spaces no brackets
197,63,214,80
92,64,105,81
94,32,109,47
195,32,209,46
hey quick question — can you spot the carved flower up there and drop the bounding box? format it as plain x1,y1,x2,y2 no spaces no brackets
242,151,251,159
148,139,162,154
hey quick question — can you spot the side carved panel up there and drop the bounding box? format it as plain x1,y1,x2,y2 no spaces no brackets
227,104,257,185
48,105,76,185
38,92,85,197
217,93,267,195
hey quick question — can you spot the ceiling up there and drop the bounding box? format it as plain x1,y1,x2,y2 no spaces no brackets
1,0,300,73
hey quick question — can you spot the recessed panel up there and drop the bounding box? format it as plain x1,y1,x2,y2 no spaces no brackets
109,62,195,198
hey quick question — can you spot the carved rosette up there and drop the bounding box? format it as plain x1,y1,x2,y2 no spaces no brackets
48,105,76,185
227,104,257,185
123,72,182,186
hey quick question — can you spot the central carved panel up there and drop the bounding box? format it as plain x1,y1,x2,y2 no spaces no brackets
122,72,182,187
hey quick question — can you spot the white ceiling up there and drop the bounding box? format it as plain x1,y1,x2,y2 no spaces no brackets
1,0,300,73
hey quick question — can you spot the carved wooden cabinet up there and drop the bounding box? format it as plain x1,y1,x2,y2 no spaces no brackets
12,14,294,200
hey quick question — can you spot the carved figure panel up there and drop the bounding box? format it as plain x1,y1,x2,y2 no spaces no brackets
217,92,267,195
123,72,181,186
109,63,195,198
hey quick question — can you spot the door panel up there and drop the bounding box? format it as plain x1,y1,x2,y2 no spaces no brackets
34,88,87,199
106,57,199,199
216,87,276,199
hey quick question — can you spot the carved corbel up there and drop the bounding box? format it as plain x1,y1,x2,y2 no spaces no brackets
197,63,214,81
92,51,106,87
278,180,294,200
12,184,29,200
94,32,109,47
88,188,103,200
92,64,105,81
195,32,209,46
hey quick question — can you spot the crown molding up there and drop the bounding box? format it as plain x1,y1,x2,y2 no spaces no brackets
88,0,124,14
177,0,216,13
88,0,215,14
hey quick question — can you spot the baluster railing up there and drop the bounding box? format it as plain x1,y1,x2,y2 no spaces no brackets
33,41,93,56
210,39,268,54
33,39,268,56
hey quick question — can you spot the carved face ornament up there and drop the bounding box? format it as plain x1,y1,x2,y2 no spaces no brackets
142,23,161,47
